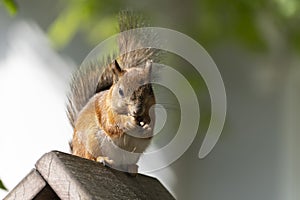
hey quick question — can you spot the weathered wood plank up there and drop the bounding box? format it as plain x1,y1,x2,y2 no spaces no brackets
35,151,92,200
36,151,175,200
4,169,48,200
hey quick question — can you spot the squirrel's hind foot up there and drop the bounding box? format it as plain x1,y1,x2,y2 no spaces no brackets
96,156,138,175
96,156,114,167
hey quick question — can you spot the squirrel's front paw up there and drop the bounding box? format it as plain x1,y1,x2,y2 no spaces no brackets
125,116,152,138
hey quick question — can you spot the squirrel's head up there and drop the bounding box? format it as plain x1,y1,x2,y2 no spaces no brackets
110,60,155,125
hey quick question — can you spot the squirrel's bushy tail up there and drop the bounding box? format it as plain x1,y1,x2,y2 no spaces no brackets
117,11,161,67
67,62,102,128
67,11,161,128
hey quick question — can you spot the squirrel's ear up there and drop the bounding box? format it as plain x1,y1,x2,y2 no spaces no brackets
112,60,124,82
145,60,152,77
113,60,122,73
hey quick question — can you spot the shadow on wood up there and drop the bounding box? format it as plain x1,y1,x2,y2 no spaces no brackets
4,151,175,200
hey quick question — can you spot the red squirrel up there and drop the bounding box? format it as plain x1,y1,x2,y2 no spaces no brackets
66,11,161,174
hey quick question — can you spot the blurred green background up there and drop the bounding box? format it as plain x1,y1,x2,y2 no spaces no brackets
4,0,300,55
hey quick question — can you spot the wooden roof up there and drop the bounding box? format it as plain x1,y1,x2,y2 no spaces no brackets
4,151,174,200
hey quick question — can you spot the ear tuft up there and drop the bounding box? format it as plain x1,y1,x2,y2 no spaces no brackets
112,60,124,83
145,60,152,70
145,60,152,78
112,60,122,74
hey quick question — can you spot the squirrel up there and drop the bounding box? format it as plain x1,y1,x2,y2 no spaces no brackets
66,11,161,174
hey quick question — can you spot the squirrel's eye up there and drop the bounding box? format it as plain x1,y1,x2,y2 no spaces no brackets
118,88,124,97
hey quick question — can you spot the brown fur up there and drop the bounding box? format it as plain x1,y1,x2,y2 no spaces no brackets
95,89,124,138
72,130,96,160
71,67,155,166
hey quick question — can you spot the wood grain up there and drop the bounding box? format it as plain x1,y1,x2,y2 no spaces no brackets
4,169,58,200
36,151,174,200
5,151,175,200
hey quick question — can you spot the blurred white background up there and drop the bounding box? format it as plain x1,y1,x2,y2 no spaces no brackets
0,21,73,198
